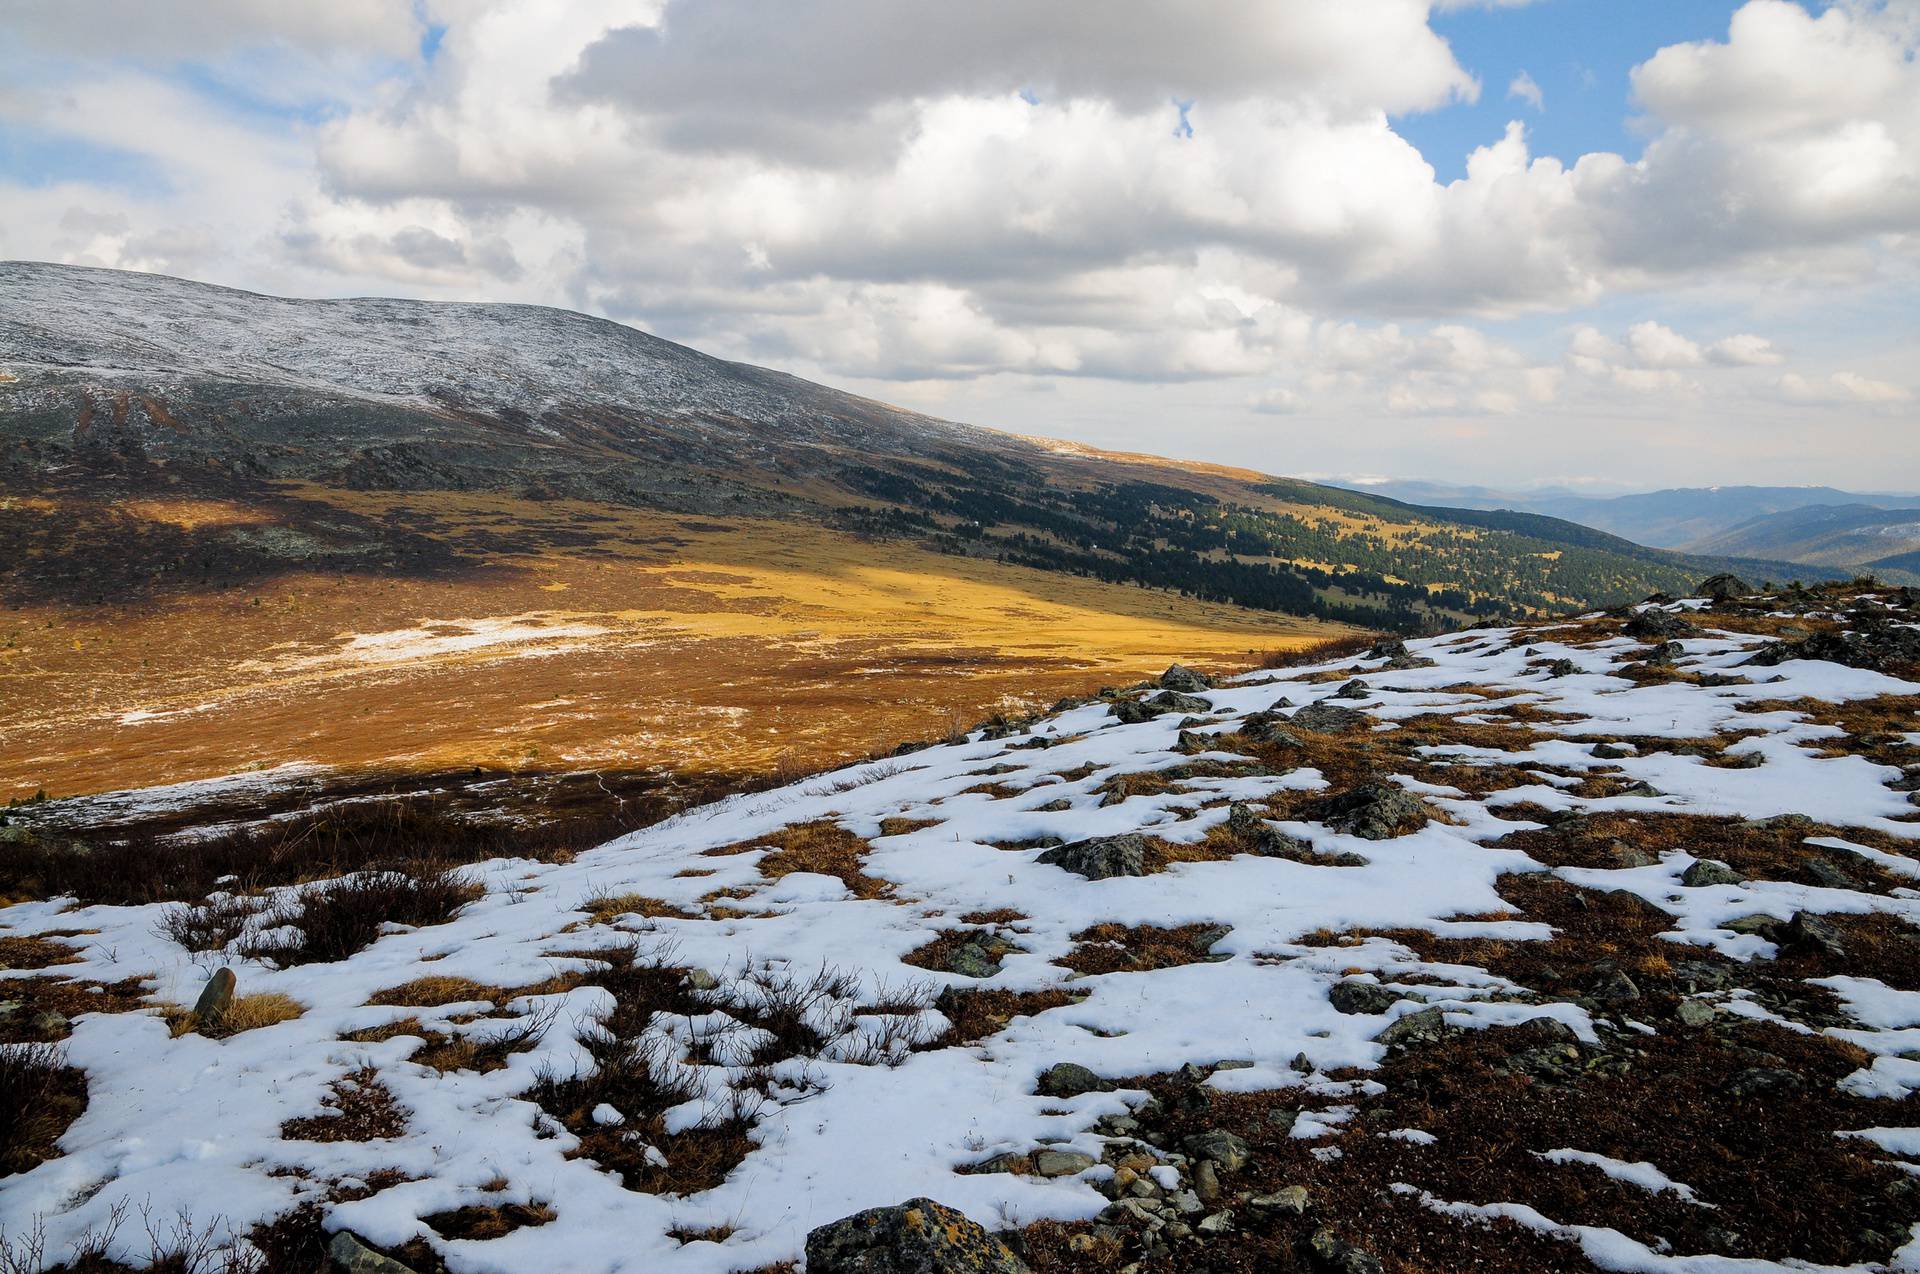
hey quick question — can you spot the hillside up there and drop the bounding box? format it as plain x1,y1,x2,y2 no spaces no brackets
1336,480,1920,556
2,578,1917,1272
1,263,1835,632
1687,504,1920,575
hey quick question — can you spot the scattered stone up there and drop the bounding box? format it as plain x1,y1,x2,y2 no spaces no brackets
1196,1209,1234,1235
1310,1227,1385,1274
1037,834,1149,880
1590,742,1632,760
1331,679,1371,700
1605,840,1657,868
328,1232,419,1274
1033,1149,1095,1178
1749,625,1920,673
1593,970,1641,1003
1226,803,1266,840
1037,1063,1114,1099
1675,999,1718,1027
1249,1186,1311,1216
1376,1006,1449,1049
945,939,1010,979
1290,701,1368,733
1805,860,1858,890
192,967,236,1027
1160,664,1214,693
1368,638,1408,660
1546,658,1578,677
1313,782,1432,841
1328,979,1406,1016
1681,859,1745,888
1724,914,1780,937
1148,690,1213,716
1191,1159,1221,1203
805,1198,1032,1274
1183,1129,1251,1173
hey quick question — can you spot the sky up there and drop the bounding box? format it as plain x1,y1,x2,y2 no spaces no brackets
2,0,1917,493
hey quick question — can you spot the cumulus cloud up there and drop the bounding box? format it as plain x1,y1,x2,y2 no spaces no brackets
1508,70,1544,111
2,0,1917,486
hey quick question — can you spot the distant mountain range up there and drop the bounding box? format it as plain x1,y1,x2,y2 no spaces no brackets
0,262,1848,628
1333,479,1920,580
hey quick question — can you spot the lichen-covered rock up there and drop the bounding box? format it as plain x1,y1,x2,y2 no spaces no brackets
1036,833,1149,880
192,967,236,1026
1037,1062,1114,1098
804,1197,1032,1274
1625,608,1694,641
1681,859,1744,888
327,1232,420,1274
1289,701,1367,733
1313,782,1432,840
1697,573,1750,602
1327,978,1405,1016
1159,664,1213,693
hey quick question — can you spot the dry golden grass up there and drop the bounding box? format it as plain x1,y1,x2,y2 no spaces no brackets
165,991,304,1038
719,820,895,899
1,488,1347,801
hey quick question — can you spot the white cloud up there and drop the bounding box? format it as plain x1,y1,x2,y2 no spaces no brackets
1508,70,1544,111
1781,370,1913,404
1625,320,1705,368
2,0,1918,487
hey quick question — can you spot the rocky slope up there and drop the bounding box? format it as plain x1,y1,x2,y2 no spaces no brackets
2,577,1918,1272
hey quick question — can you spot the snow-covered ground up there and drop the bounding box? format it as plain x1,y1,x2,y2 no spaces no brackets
3,591,1920,1272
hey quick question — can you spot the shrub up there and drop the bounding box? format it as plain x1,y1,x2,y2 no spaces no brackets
239,869,479,966
0,1043,85,1178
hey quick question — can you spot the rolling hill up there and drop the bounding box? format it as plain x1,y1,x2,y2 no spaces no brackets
0,262,1845,803
1685,503,1920,574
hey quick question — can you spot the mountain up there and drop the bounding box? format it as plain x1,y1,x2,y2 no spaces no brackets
0,262,1836,626
1685,502,1920,572
1334,478,1920,556
3,579,1917,1271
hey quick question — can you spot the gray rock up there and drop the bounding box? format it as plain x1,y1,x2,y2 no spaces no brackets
1805,860,1858,890
1182,1129,1251,1172
1310,1227,1385,1274
1160,664,1214,693
1249,1186,1312,1216
1782,911,1847,959
1328,979,1405,1016
1168,1190,1204,1216
1367,638,1408,660
805,1198,1032,1274
328,1232,419,1274
192,967,236,1026
1291,701,1367,733
1590,742,1631,760
1681,859,1745,888
1698,574,1750,602
1037,1063,1114,1098
1546,658,1578,677
1723,914,1780,937
1625,609,1695,641
1315,782,1431,841
946,942,1004,980
1033,1149,1096,1178
29,1011,68,1037
1036,834,1149,880
1727,1067,1805,1099
1331,679,1371,700
1593,970,1641,1003
1240,713,1302,746
1226,803,1267,840
1376,1006,1448,1049
1675,1000,1718,1027
1148,691,1213,715
1191,1159,1221,1203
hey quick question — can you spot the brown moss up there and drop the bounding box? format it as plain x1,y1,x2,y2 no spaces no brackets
710,820,895,899
922,988,1079,1049
1060,923,1230,976
280,1068,407,1142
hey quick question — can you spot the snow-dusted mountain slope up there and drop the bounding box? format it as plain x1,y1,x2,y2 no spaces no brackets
3,581,1919,1271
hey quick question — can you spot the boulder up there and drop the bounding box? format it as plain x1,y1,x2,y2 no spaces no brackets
1310,1228,1385,1274
1681,859,1744,888
1249,1186,1311,1216
1033,1149,1095,1178
1697,573,1750,602
1037,1063,1114,1098
192,967,237,1026
1781,911,1847,959
1036,834,1150,880
805,1198,1031,1274
1624,609,1694,641
1330,679,1371,700
1159,664,1214,693
1148,690,1213,715
1241,713,1302,747
327,1233,419,1274
1313,782,1432,840
1327,979,1405,1016
1367,638,1408,660
1290,701,1367,733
